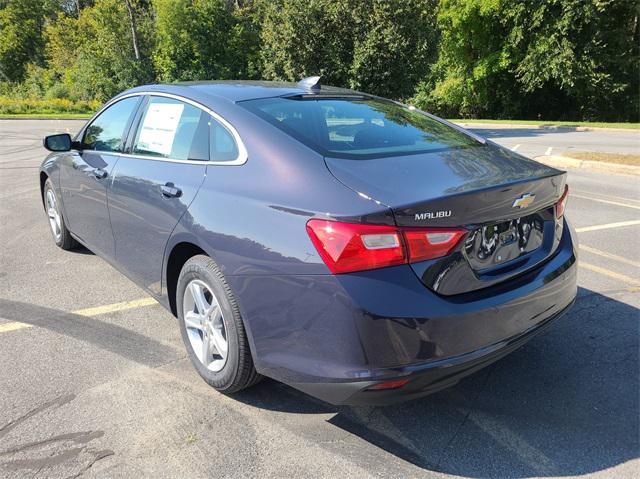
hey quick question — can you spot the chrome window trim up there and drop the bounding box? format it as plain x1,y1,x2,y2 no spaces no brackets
80,91,248,166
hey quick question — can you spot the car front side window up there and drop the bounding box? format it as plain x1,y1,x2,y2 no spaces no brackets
132,96,209,161
82,97,141,152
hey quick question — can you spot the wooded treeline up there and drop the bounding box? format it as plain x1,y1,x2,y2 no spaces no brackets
0,0,638,121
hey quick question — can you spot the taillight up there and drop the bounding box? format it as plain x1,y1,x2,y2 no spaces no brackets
403,229,467,263
556,184,569,219
306,219,466,274
306,220,406,274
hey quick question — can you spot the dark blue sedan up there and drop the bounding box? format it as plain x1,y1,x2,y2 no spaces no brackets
40,78,577,405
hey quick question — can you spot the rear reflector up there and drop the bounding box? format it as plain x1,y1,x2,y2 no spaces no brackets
306,219,466,274
556,184,569,219
366,378,411,391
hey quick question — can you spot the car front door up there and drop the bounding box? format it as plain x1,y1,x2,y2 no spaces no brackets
107,95,209,294
59,96,142,258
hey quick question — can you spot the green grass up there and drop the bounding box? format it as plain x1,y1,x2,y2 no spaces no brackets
0,112,92,119
449,118,640,129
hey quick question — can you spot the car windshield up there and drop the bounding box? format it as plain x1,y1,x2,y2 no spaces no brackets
240,96,480,159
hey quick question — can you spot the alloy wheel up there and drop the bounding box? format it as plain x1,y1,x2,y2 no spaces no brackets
182,279,228,372
46,188,62,242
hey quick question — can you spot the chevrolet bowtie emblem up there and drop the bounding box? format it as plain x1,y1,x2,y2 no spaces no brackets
513,193,535,209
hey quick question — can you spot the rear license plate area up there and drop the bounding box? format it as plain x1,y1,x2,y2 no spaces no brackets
464,212,546,270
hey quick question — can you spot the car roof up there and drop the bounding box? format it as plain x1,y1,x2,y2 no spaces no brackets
124,80,361,104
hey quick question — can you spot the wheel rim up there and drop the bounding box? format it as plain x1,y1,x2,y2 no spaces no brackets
45,188,62,242
182,279,228,372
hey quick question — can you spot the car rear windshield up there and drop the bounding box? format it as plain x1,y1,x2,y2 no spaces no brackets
240,96,479,159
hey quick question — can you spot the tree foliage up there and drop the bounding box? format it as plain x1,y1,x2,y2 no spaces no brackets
413,0,640,121
260,0,438,99
0,0,48,82
0,0,637,121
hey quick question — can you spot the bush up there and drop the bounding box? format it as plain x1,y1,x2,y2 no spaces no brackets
0,97,100,115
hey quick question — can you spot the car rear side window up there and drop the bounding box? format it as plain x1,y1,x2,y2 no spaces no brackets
132,96,209,161
82,96,140,152
240,97,479,159
210,118,239,162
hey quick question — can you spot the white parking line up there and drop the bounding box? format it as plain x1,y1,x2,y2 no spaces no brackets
511,144,521,152
545,147,553,155
576,220,640,233
571,193,640,210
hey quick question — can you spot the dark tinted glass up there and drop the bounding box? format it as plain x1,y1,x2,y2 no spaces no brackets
82,97,140,152
210,118,239,162
241,97,479,159
133,96,208,161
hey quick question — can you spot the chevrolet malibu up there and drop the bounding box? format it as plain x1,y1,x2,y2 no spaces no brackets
39,78,577,405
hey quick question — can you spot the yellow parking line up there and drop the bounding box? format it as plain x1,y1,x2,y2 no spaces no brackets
72,297,157,317
576,220,640,233
0,321,32,333
579,244,640,268
571,193,640,210
580,262,640,286
0,297,158,335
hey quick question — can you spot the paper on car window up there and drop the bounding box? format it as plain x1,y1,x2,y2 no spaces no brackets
136,103,184,156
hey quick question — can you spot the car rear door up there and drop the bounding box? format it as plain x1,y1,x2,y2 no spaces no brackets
59,95,142,258
107,95,209,294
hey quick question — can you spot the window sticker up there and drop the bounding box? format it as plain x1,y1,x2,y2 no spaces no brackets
136,103,184,156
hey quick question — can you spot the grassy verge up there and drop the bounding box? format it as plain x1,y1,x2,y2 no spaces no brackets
450,118,640,129
0,97,99,119
0,113,92,119
562,151,640,166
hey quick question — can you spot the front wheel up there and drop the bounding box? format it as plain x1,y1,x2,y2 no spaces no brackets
176,255,261,393
43,178,77,250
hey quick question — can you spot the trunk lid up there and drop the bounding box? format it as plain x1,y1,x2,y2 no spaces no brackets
324,143,567,295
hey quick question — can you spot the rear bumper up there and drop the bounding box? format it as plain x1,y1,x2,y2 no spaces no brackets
228,218,578,405
290,298,574,405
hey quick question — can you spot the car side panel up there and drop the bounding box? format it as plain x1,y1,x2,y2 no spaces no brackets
108,157,206,295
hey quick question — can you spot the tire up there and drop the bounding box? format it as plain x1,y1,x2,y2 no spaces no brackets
43,178,77,250
176,254,261,393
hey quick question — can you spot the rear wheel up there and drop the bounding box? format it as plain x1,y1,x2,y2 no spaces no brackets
43,178,77,250
176,255,261,393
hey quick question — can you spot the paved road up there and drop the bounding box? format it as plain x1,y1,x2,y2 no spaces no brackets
0,120,638,478
463,124,640,159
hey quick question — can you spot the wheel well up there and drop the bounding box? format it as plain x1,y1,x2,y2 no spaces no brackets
166,242,207,317
39,172,48,208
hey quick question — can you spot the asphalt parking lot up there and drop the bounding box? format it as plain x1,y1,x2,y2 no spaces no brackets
0,119,638,478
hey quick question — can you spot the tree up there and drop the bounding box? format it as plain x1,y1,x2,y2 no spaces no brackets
414,0,640,121
0,0,48,82
153,0,259,82
45,0,155,101
349,0,438,99
259,0,438,99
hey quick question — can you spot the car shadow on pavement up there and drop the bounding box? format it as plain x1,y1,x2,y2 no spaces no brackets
234,287,639,477
0,299,180,368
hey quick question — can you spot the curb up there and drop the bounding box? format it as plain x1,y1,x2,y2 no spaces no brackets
454,122,639,133
534,155,640,176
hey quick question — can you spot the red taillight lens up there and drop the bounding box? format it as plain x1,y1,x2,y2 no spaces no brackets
306,220,406,274
306,219,466,274
403,229,467,262
556,184,569,219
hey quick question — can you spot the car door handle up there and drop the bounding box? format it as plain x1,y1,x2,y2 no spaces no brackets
93,168,108,180
161,182,182,198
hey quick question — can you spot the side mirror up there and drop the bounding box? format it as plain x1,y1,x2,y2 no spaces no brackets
43,133,73,152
